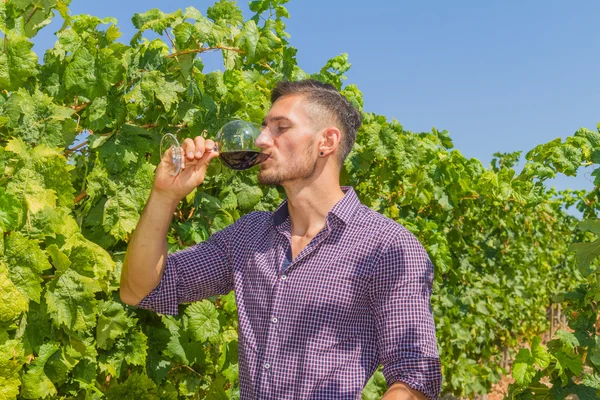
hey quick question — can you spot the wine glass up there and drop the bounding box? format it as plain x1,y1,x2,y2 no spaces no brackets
215,120,269,170
159,120,268,176
159,133,183,176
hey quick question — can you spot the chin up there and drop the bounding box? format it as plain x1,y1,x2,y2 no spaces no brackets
258,170,284,186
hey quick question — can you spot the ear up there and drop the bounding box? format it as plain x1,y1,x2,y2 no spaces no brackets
318,127,342,157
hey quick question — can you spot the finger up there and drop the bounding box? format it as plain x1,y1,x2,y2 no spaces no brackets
182,138,196,161
191,149,218,176
181,156,204,172
200,147,220,166
194,136,205,159
205,139,216,152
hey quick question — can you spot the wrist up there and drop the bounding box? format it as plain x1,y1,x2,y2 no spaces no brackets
148,189,181,211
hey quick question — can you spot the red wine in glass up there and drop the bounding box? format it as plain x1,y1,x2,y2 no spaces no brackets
159,120,269,176
219,151,269,170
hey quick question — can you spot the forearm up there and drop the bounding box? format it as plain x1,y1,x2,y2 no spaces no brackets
381,383,428,400
120,190,180,305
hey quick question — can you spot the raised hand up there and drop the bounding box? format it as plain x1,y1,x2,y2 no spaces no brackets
153,136,219,203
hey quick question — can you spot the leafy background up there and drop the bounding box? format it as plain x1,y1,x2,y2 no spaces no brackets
1,0,599,399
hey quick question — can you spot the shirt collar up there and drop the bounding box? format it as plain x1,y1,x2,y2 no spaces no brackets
272,186,360,228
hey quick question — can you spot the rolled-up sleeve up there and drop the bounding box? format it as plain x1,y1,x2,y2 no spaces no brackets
369,227,442,400
136,217,239,316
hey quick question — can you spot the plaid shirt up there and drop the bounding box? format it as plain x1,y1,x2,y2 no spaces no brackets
138,187,442,399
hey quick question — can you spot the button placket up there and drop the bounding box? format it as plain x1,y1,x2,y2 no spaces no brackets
259,246,286,394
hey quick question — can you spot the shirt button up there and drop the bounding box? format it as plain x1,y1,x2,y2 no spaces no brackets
264,362,271,369
271,317,278,324
281,275,287,281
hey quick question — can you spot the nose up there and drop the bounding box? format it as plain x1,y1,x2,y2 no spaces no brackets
255,125,273,150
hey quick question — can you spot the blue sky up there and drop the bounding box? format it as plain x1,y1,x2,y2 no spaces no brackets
31,0,600,200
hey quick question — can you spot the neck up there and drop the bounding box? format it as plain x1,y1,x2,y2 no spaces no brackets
282,173,344,238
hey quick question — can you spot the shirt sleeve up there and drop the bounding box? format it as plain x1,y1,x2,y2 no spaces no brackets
136,216,239,316
368,226,442,400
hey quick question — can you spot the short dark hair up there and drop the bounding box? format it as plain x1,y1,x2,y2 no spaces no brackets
271,79,362,165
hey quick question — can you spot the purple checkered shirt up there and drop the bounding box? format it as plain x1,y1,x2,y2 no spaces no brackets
138,187,442,399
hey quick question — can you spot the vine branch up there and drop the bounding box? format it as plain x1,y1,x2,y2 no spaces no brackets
166,45,245,59
74,191,87,203
169,364,203,377
71,102,91,114
139,122,185,129
164,29,178,54
260,62,277,74
24,5,39,24
459,194,480,201
66,141,89,153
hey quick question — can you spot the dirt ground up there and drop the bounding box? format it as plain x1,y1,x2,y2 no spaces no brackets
483,375,514,400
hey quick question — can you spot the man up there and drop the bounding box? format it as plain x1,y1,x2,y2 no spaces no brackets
120,80,442,399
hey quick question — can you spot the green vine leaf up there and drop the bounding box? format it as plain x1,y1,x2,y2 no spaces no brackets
20,343,60,399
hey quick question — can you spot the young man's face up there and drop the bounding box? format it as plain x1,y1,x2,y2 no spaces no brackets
255,94,321,186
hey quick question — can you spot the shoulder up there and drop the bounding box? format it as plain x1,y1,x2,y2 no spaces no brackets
209,211,274,250
356,205,421,247
236,210,273,225
354,207,431,279
224,210,273,236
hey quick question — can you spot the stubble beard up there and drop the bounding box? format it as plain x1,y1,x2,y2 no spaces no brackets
258,140,317,186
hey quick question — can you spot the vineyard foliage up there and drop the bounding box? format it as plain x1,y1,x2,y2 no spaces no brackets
0,0,599,398
506,220,600,399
